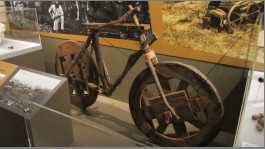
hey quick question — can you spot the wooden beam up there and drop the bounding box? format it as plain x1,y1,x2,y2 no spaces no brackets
82,23,150,33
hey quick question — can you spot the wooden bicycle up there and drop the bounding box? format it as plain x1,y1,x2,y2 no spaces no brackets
55,5,224,147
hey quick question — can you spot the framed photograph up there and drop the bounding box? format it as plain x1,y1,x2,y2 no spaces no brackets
0,69,61,113
3,1,264,70
149,1,264,70
4,1,151,49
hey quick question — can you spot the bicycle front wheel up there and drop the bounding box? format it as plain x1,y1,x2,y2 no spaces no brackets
129,61,224,146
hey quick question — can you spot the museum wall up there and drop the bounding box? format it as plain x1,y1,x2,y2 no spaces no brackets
40,35,248,135
1,1,263,147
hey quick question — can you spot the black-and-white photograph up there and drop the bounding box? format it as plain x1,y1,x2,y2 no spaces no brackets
6,1,38,31
0,73,5,81
0,69,60,113
5,1,151,40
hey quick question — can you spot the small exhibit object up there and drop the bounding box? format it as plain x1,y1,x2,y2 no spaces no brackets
242,141,259,147
8,46,14,50
0,23,5,43
252,113,264,132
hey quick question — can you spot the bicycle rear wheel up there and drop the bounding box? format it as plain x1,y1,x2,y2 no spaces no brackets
55,40,99,109
129,61,224,146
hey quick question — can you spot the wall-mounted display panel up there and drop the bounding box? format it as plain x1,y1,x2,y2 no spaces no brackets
0,7,42,60
3,1,263,70
149,1,264,70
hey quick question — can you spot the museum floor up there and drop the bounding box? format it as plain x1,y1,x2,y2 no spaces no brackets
67,95,234,147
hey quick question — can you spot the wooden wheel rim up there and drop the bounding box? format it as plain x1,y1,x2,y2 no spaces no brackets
129,62,224,146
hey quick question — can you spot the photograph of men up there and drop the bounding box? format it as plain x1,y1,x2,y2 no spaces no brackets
5,1,150,40
48,1,64,33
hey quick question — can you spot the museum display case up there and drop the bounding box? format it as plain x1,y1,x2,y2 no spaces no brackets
233,13,264,147
0,7,45,71
0,61,71,146
0,1,264,147
1,43,261,147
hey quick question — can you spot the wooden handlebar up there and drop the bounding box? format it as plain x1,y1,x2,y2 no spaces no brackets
97,6,140,28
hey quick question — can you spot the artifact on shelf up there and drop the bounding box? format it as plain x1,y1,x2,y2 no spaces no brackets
8,46,14,50
252,113,264,132
0,23,6,43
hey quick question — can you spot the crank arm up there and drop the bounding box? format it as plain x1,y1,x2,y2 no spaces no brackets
145,54,180,120
69,74,102,93
69,74,112,96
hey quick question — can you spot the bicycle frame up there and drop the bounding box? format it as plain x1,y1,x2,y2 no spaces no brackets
63,28,147,96
55,5,225,146
91,30,145,96
62,5,180,120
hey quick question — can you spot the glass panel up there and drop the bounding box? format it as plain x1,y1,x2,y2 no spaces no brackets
23,96,153,147
3,7,40,44
233,12,264,147
0,7,41,60
0,2,263,147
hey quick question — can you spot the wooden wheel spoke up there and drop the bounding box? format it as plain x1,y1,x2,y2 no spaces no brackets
156,124,168,134
244,5,251,15
245,10,260,17
156,118,168,134
238,19,244,27
231,12,241,17
190,120,205,130
244,17,255,22
176,80,189,91
172,122,189,138
141,99,155,129
142,107,155,129
141,106,156,119
189,97,209,112
158,75,171,94
231,17,243,23
188,130,200,136
143,89,159,99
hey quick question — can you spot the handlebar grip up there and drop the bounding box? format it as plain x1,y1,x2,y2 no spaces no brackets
135,6,140,13
127,6,140,16
142,32,158,49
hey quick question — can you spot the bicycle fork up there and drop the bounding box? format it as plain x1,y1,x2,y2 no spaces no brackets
127,5,180,121
144,50,180,121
